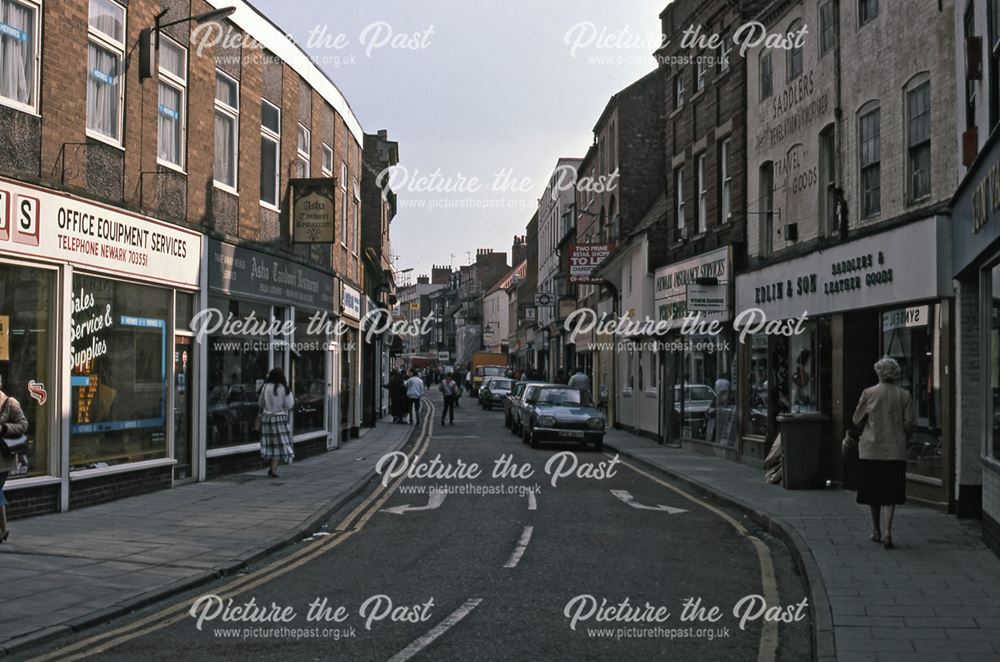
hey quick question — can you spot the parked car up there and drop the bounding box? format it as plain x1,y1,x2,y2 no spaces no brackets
511,383,553,436
521,386,606,451
479,377,514,410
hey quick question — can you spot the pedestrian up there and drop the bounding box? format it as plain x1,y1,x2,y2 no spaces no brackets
258,368,295,478
405,369,426,425
439,374,458,425
851,357,914,550
567,365,590,392
0,375,29,544
555,369,568,385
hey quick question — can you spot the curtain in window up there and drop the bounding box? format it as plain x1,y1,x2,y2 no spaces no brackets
158,83,181,165
215,112,235,186
159,41,185,80
0,0,33,105
87,43,120,139
88,0,123,42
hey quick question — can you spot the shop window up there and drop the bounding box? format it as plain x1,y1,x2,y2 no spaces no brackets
260,100,281,208
906,79,931,201
296,123,310,178
747,333,770,437
990,265,1000,460
859,105,881,218
86,0,125,145
883,304,943,479
789,323,819,412
859,0,879,25
820,1,835,55
0,263,53,479
292,310,327,436
70,276,171,469
157,37,186,169
759,52,773,100
0,0,39,112
786,20,803,81
676,333,736,445
214,71,239,191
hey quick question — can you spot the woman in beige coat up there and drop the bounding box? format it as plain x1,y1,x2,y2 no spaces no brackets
852,357,914,549
0,375,30,543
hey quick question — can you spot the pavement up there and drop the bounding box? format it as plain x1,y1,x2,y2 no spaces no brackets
0,418,415,657
602,428,1000,662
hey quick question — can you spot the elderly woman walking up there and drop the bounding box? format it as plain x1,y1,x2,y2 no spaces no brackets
259,368,295,478
852,357,914,549
0,376,29,543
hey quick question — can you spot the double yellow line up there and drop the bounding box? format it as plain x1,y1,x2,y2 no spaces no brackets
29,400,436,662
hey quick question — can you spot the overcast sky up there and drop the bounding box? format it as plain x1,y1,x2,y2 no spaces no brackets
252,0,666,280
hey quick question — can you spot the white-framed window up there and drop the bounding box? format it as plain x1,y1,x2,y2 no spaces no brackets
719,35,731,73
675,74,685,108
321,143,333,176
213,70,239,191
859,105,881,217
697,154,707,234
340,162,349,247
696,55,706,91
296,123,310,178
720,139,731,223
906,81,931,201
352,177,360,255
759,52,773,100
157,37,187,169
86,0,125,145
0,0,40,113
675,167,685,232
260,99,281,208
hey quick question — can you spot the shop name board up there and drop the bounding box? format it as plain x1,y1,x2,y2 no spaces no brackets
654,247,729,298
654,247,731,328
753,251,894,305
973,159,1000,233
342,284,362,320
569,243,615,283
0,178,201,288
882,306,928,331
291,180,336,243
209,240,335,310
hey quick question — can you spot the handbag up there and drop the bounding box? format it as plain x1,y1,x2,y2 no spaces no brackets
842,429,860,455
0,398,28,457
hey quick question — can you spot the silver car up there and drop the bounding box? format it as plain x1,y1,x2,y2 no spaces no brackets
521,386,607,451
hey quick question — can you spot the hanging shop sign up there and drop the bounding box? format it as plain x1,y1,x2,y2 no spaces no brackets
342,284,362,320
654,246,731,328
0,177,201,288
209,240,335,309
569,243,615,283
291,179,336,244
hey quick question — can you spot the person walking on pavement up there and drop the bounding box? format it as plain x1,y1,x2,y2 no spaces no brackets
567,366,590,394
851,357,914,549
439,374,458,425
405,369,426,425
385,370,408,423
259,368,295,478
0,375,29,543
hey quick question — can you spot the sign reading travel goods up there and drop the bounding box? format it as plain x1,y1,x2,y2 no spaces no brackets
569,243,615,283
291,179,336,244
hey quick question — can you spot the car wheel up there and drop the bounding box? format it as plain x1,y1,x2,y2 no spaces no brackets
529,427,539,449
485,402,492,411
594,436,604,452
504,414,511,428
522,424,530,444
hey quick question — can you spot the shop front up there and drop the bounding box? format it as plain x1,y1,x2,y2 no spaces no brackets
950,131,1000,544
206,240,339,476
340,282,362,439
0,176,202,515
734,215,953,506
654,247,737,452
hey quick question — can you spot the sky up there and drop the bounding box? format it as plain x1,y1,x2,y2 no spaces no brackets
252,0,666,280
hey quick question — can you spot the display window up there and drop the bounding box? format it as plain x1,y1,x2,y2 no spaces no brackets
674,332,737,446
292,310,328,436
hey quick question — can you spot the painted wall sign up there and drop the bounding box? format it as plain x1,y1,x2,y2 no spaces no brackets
209,240,335,310
0,177,201,288
291,179,336,243
342,284,362,320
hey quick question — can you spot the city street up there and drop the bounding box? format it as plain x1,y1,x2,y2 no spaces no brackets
17,392,811,661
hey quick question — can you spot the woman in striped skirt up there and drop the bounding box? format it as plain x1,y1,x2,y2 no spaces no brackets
259,368,295,478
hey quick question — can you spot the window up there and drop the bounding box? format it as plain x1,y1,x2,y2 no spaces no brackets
352,177,360,254
260,100,281,208
859,0,878,24
719,36,731,73
157,38,186,169
340,162,348,246
820,1,835,55
321,143,333,176
760,162,774,255
965,5,977,131
675,74,685,108
720,139,731,223
819,125,836,236
296,124,310,178
859,106,881,217
760,52,773,100
696,154,707,234
214,71,239,190
787,20,803,81
86,0,125,144
0,0,39,111
907,81,931,201
675,167,685,232
992,0,1000,129
696,55,706,92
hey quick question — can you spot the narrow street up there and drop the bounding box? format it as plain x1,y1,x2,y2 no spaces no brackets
20,393,811,662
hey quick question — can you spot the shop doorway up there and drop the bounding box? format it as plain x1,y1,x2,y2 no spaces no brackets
173,336,194,481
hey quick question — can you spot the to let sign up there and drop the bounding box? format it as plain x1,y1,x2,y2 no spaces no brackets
569,243,614,283
291,179,336,244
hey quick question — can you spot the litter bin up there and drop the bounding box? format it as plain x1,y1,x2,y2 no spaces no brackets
778,413,829,489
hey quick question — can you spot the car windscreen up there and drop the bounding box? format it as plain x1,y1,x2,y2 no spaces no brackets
479,366,506,377
536,388,589,406
490,379,513,390
677,386,716,401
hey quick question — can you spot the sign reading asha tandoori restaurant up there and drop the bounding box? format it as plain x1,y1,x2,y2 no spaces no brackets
209,240,336,310
291,179,336,244
569,243,615,283
0,177,201,287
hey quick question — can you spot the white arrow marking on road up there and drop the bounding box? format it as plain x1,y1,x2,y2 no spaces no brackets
380,490,447,515
610,490,687,514
386,597,483,662
503,525,534,568
527,491,537,511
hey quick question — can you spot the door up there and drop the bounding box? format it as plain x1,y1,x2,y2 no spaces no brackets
173,336,194,481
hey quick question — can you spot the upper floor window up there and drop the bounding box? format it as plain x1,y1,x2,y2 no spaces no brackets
720,138,731,224
859,0,879,25
321,143,333,176
296,124,310,178
157,38,187,169
787,20,803,81
340,162,349,247
696,154,707,234
0,0,39,112
906,81,931,201
820,1,836,55
719,35,731,73
675,74,686,109
696,55,707,92
86,0,125,145
990,0,1000,129
759,161,774,255
859,105,881,217
675,166,685,232
214,71,239,191
260,99,281,208
352,177,360,254
760,52,773,100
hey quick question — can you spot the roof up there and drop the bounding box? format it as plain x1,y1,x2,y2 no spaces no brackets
486,260,528,296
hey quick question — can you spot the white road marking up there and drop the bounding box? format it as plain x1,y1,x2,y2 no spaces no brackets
380,490,447,515
610,489,687,514
527,490,537,511
433,435,481,439
386,598,483,662
503,525,534,568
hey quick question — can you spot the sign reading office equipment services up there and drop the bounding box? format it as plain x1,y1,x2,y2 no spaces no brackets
209,240,336,310
0,178,201,287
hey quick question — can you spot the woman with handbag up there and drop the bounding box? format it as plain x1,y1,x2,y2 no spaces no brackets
851,357,914,549
0,375,29,543
258,368,295,478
